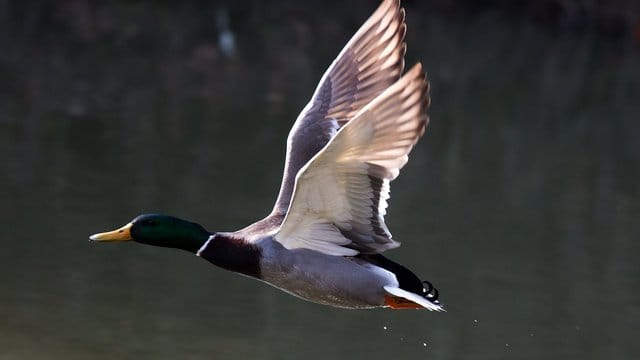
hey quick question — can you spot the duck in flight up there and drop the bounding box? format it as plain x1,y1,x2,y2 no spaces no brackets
90,0,442,310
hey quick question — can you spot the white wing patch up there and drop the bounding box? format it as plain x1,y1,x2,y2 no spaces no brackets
326,118,340,138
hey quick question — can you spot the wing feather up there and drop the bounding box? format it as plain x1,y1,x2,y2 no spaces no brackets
271,0,406,216
274,64,430,255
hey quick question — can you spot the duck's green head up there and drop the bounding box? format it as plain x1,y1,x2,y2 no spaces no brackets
89,214,211,253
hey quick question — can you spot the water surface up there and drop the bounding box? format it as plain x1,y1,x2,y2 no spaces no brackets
1,2,639,359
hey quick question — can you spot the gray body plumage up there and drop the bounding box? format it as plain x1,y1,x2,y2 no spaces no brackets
256,237,398,308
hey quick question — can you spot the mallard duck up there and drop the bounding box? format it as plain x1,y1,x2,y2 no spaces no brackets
90,0,442,311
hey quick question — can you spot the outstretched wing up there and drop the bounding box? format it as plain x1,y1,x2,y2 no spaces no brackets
271,0,406,216
274,64,430,256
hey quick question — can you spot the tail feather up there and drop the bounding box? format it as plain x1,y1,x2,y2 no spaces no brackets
384,286,445,311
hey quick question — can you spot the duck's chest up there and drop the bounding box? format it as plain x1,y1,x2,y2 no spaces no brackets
257,240,397,308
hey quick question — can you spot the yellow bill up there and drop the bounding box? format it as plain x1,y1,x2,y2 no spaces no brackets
89,223,133,241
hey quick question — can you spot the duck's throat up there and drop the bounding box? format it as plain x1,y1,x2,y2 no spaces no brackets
197,234,261,278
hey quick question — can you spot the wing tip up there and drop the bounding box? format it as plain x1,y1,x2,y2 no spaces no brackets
406,62,424,78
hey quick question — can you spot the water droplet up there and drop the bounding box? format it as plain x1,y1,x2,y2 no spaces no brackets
473,319,478,323
383,326,387,330
423,342,427,347
505,343,510,347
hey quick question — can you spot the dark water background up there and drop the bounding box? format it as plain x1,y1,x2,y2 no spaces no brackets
1,1,639,359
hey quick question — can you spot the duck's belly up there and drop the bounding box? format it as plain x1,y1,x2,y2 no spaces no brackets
258,245,398,309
